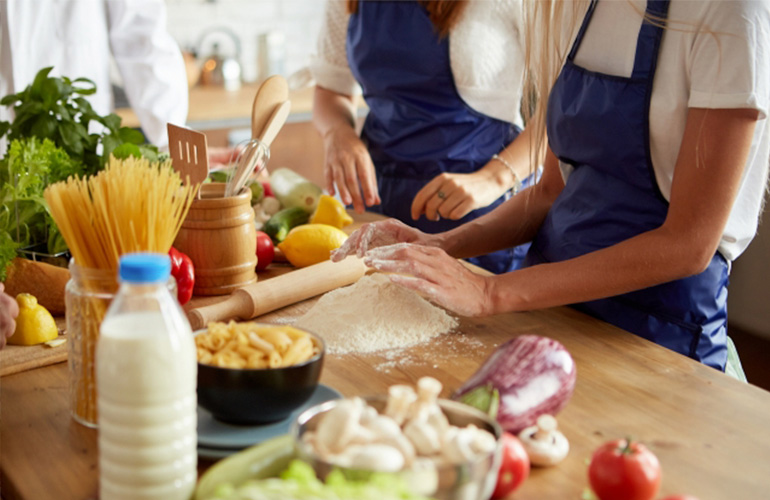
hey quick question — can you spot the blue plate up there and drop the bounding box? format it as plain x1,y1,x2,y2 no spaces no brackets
197,384,342,453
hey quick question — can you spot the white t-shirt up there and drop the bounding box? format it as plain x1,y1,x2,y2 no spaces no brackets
564,0,770,261
310,0,526,128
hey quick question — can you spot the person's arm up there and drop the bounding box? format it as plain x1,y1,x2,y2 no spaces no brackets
106,0,189,150
0,284,19,349
372,107,758,317
411,126,536,221
313,86,379,212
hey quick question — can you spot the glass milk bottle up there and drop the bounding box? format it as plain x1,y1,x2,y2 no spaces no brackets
97,253,197,500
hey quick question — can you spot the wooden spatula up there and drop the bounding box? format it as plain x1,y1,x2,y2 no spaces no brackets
167,123,209,198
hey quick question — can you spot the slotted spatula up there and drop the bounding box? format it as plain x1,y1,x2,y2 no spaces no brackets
167,123,209,198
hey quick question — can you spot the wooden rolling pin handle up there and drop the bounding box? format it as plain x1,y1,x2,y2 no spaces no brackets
188,291,253,331
187,256,367,330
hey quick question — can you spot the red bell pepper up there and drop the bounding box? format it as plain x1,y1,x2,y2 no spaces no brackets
168,247,195,305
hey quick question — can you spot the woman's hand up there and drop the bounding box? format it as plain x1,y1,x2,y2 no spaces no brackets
0,284,19,349
363,243,494,317
411,166,511,221
331,218,433,261
322,125,381,213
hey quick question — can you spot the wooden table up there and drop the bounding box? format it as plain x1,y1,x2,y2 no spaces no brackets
3,230,770,499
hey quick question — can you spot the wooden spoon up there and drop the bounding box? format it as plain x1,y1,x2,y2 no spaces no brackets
227,100,292,197
251,75,289,140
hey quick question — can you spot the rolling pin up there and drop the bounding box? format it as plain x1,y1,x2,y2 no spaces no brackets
187,256,367,330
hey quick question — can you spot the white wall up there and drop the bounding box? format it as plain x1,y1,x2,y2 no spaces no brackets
164,0,325,82
729,207,770,339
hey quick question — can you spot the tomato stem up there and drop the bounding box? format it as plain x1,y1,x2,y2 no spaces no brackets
621,436,635,455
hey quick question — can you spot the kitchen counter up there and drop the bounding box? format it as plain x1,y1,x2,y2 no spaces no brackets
2,212,770,499
116,83,365,132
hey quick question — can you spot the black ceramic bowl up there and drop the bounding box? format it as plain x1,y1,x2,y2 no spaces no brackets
195,325,325,425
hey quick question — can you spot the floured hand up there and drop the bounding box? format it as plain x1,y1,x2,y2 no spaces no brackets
331,218,432,261
362,243,493,317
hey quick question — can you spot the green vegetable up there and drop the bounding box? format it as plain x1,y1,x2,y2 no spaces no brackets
205,459,433,500
208,169,230,184
249,181,264,205
0,67,158,175
269,167,323,213
0,137,84,279
263,206,310,243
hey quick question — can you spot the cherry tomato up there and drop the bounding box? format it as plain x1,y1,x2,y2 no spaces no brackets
491,432,530,499
261,181,274,198
588,438,661,500
255,230,275,271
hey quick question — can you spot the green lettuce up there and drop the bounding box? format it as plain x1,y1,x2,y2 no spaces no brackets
0,137,84,279
205,459,434,500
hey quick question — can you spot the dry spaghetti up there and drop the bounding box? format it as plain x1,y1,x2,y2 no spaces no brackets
45,156,199,426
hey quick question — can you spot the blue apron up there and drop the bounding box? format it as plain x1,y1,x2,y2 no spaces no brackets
346,1,528,274
524,0,729,370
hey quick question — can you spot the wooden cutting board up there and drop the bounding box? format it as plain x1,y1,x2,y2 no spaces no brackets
0,319,67,377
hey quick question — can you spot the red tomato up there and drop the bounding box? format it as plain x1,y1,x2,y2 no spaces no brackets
261,181,273,197
255,231,275,271
588,439,661,500
491,432,530,499
661,496,700,500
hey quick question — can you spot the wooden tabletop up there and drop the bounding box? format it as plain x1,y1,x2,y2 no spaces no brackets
2,218,770,499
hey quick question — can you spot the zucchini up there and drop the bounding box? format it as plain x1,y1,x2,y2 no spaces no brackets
269,168,323,213
263,206,309,243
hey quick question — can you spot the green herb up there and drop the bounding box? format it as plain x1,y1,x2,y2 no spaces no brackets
0,137,83,279
0,66,159,175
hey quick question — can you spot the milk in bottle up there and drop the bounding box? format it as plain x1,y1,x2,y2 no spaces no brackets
97,253,197,500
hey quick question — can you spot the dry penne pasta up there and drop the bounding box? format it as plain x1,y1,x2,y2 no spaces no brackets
196,321,320,369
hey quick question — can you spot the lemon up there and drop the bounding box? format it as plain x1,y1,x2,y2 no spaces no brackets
8,293,58,346
278,223,349,268
309,194,353,229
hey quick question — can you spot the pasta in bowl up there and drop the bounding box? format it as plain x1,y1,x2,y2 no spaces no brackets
195,321,325,425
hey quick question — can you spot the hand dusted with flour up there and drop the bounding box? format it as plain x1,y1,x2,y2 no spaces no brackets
294,274,457,354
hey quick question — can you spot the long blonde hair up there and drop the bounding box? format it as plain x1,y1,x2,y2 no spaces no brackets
522,0,590,169
347,0,468,36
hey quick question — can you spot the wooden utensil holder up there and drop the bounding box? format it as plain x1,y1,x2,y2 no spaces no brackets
174,182,257,296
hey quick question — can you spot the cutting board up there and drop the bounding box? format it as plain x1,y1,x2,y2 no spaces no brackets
0,318,67,377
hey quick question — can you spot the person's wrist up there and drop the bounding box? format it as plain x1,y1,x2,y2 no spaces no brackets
492,154,522,195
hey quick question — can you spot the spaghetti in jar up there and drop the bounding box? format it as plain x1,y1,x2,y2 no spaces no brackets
66,261,176,427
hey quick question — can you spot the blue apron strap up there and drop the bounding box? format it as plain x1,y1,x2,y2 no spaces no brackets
567,0,599,62
631,0,671,79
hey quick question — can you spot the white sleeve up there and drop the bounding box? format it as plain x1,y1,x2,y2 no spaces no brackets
309,0,360,96
106,0,189,150
688,0,770,120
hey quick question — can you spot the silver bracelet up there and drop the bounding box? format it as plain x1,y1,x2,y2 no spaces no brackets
492,154,522,195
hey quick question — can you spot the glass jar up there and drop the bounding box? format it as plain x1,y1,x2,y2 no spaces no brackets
66,260,177,428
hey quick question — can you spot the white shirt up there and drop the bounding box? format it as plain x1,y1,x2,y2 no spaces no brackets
310,0,526,128
0,0,188,150
565,0,770,261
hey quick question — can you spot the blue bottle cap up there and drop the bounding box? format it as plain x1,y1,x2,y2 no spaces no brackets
119,253,171,283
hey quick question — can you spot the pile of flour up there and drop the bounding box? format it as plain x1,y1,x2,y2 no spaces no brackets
295,273,457,355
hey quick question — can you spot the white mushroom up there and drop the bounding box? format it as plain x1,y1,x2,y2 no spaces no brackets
260,196,281,216
384,384,418,425
417,376,442,403
360,414,416,463
404,418,442,456
442,425,477,463
517,414,569,467
336,443,406,472
315,398,365,453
